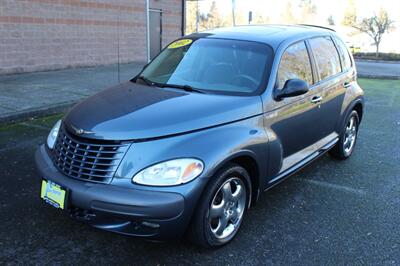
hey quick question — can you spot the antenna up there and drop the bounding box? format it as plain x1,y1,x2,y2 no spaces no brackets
146,0,150,62
117,6,121,83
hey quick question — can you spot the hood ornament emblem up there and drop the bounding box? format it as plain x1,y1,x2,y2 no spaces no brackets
70,124,94,135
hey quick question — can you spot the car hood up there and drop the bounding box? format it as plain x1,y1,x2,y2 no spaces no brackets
63,82,262,140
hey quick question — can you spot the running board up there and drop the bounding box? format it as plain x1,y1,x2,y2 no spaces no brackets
267,136,338,185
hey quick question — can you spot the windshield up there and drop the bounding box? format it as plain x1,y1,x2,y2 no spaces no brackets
139,38,273,95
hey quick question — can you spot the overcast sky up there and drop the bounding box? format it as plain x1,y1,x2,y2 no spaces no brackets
193,0,399,52
198,0,400,25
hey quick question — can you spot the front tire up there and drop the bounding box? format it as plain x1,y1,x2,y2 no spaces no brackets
330,110,359,160
188,163,251,248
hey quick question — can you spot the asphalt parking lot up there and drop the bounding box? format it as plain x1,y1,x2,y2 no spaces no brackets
0,78,399,265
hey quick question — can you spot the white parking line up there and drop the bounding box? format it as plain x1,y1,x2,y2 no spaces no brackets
295,178,366,196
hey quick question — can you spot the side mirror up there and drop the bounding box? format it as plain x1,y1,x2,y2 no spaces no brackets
275,79,309,100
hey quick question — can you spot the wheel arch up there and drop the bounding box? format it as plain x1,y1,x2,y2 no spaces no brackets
353,101,363,122
207,151,264,207
337,97,364,134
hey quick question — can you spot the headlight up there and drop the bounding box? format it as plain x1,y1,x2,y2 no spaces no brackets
47,120,61,149
132,158,204,186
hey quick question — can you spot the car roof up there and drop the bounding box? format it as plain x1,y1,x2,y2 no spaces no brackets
188,24,336,50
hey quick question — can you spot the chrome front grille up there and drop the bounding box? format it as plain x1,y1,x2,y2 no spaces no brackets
52,126,129,183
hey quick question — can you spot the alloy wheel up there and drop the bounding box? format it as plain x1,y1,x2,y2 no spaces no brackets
208,177,246,239
343,116,357,156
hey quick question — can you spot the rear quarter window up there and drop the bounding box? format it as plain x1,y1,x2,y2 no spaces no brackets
309,36,341,80
335,38,352,71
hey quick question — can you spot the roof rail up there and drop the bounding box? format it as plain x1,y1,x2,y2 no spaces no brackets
297,24,336,32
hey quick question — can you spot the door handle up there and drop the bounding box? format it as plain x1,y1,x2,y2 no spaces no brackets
344,82,351,88
310,96,323,104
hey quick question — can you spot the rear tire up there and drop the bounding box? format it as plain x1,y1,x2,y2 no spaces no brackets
188,163,251,248
329,110,359,160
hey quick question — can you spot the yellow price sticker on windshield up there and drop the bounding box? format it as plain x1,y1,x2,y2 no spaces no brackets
168,39,193,49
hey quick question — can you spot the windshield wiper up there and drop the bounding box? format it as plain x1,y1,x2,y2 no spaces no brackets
136,77,206,94
159,83,206,94
136,75,155,87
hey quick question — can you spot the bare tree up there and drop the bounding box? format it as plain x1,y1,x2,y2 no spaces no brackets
342,0,357,26
253,14,270,25
204,1,227,29
281,1,297,24
185,1,209,34
185,1,198,34
299,0,317,24
327,15,335,26
350,9,395,57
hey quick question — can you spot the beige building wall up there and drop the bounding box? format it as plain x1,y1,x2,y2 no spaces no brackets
0,0,183,75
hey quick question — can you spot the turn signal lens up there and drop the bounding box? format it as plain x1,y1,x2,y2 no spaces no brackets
47,120,61,149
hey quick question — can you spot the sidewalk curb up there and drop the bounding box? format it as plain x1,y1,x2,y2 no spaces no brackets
357,74,400,80
0,101,76,126
355,59,400,64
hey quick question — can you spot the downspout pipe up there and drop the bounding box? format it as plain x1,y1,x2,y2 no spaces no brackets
181,0,185,36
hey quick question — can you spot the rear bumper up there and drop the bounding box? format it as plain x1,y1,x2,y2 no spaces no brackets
35,145,198,240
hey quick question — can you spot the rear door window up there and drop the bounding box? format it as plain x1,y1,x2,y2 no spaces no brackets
277,41,313,89
309,36,341,80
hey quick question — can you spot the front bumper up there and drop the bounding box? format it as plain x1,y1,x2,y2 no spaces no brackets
35,145,201,240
